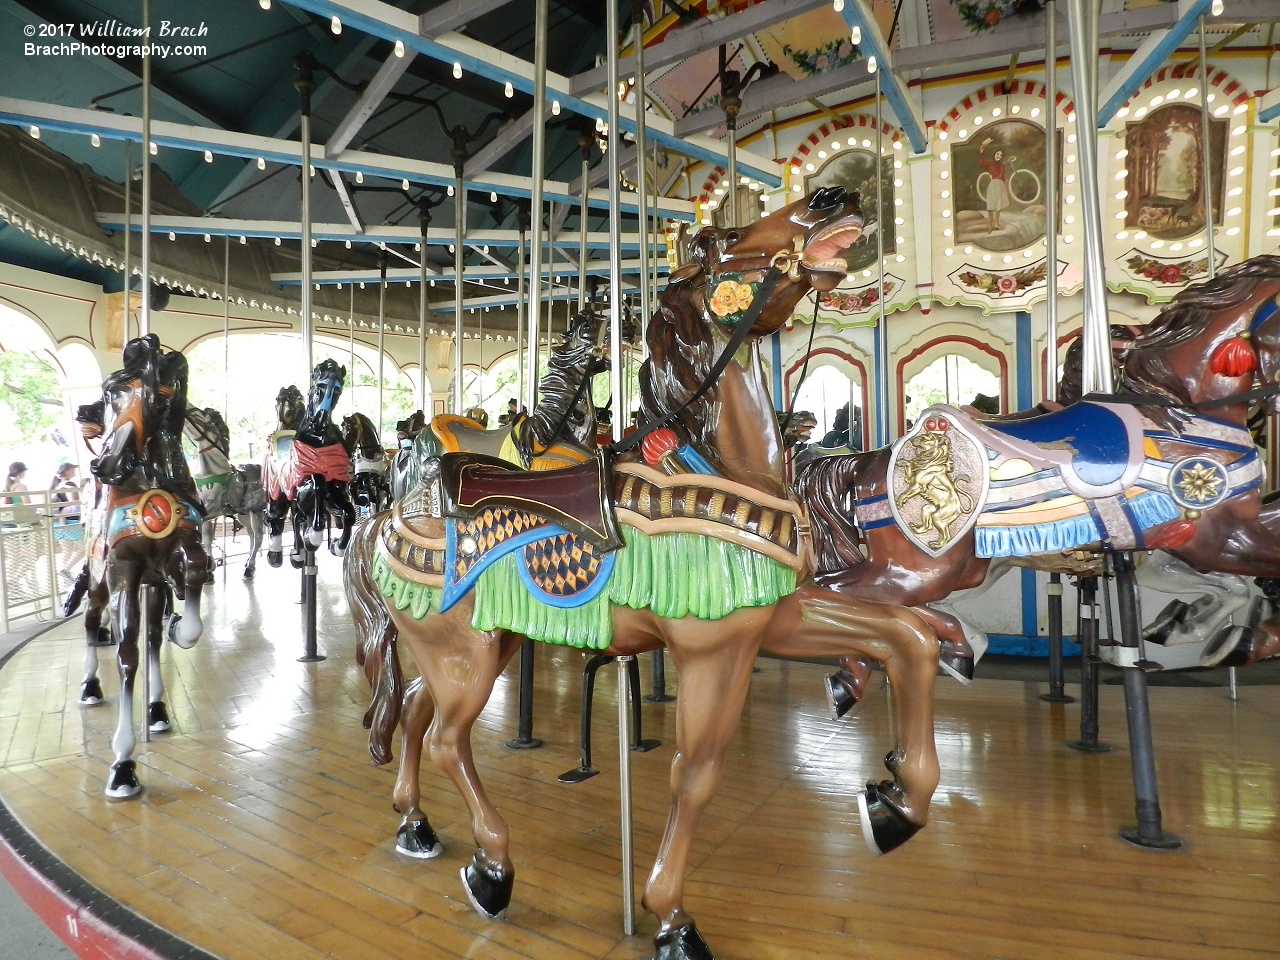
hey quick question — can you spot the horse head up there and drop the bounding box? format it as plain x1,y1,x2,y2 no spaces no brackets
184,407,230,455
275,384,306,431
675,186,865,336
92,334,163,487
342,412,381,459
396,410,426,443
297,359,347,446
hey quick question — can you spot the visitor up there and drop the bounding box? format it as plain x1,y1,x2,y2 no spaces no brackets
50,462,81,523
3,462,28,504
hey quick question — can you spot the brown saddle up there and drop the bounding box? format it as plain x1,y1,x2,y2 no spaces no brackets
437,451,622,551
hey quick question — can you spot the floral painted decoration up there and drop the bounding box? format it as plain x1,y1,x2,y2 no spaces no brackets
951,0,1042,34
821,281,896,313
1124,254,1210,286
707,277,758,326
779,39,859,77
955,262,1047,296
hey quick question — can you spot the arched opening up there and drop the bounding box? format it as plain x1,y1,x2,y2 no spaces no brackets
903,354,1002,428
461,350,520,427
794,364,862,449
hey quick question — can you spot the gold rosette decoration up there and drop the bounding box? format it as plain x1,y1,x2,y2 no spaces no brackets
709,280,756,319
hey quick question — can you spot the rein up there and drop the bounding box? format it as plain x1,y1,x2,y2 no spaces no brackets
1082,380,1280,411
612,266,784,455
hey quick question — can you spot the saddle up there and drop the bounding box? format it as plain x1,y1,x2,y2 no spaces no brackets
952,401,1146,499
437,452,622,552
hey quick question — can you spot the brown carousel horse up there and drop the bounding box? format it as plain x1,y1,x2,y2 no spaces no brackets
346,188,947,960
801,256,1280,671
75,334,208,798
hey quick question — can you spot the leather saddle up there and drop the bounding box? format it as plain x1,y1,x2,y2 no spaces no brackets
953,400,1146,499
437,451,623,552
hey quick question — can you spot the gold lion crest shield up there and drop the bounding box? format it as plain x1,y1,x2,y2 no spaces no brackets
887,408,990,558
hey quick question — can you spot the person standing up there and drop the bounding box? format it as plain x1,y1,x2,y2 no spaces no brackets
977,140,1015,233
50,462,81,523
3,462,28,504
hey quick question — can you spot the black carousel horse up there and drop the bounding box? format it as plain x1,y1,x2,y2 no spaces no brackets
342,412,392,514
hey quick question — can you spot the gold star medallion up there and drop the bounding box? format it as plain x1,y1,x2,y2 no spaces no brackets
1176,462,1224,504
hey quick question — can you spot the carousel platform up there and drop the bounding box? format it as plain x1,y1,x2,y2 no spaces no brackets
0,557,1276,960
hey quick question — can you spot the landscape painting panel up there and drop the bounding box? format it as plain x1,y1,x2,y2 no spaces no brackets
1124,105,1227,240
805,149,893,273
951,118,1058,252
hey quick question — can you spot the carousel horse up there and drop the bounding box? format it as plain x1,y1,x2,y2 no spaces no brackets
342,412,392,513
801,256,1280,699
74,334,207,799
266,360,355,566
389,411,428,502
262,384,304,567
183,406,267,580
347,188,948,960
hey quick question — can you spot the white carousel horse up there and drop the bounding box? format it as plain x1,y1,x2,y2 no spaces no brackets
183,407,267,580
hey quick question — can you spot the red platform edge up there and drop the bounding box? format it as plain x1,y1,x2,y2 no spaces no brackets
0,806,164,960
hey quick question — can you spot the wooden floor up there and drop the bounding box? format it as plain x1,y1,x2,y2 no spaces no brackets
0,555,1277,960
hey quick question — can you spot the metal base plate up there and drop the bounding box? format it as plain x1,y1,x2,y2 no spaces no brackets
557,767,599,784
1119,826,1183,850
504,736,543,750
1040,693,1076,703
297,655,327,663
1067,739,1113,753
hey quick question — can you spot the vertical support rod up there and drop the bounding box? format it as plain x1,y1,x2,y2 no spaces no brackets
1042,572,1073,702
525,0,549,412
418,222,429,410
223,237,231,416
579,147,590,313
122,139,132,340
1228,666,1238,701
140,594,150,744
378,253,387,432
633,11,650,368
1113,552,1181,849
1044,1,1058,401
297,57,315,376
874,68,890,446
616,655,635,935
139,0,152,337
516,215,527,405
504,637,543,749
1198,18,1216,280
454,175,465,413
1064,0,1111,394
348,284,355,399
1068,576,1109,752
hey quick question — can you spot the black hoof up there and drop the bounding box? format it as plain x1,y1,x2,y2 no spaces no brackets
289,552,304,569
93,626,114,646
460,850,513,920
653,921,714,960
1202,624,1253,667
267,550,282,568
395,818,444,859
857,780,922,856
243,565,255,580
166,615,182,644
939,648,975,684
825,671,859,720
1144,599,1190,645
148,701,171,733
105,760,141,799
204,572,216,585
78,677,104,705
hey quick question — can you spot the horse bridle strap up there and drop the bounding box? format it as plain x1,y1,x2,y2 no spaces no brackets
1082,380,1280,410
612,266,784,455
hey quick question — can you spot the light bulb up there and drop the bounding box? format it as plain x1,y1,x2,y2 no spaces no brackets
490,191,498,202
355,170,364,183
552,100,561,115
866,55,877,74
504,81,513,98
258,0,270,9
1211,0,1223,14
453,62,463,79
203,149,213,162
149,141,157,155
402,178,410,190
91,133,101,148
330,15,341,34
28,125,38,139
447,184,455,196
394,39,405,58
257,157,265,170
850,25,861,45
833,0,845,10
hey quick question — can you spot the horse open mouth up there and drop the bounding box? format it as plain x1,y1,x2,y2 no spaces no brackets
802,218,865,278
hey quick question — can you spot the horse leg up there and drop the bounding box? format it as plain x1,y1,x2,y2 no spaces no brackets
328,480,356,555
145,583,171,733
266,495,288,568
408,608,521,919
912,605,975,683
639,606,769,958
240,510,262,579
170,535,206,648
303,475,327,551
105,557,143,799
763,586,941,853
392,676,444,858
78,580,111,704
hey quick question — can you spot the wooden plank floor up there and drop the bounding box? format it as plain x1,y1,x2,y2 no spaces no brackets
0,555,1276,960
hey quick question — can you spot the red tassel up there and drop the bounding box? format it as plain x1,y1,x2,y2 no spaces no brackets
1209,335,1257,377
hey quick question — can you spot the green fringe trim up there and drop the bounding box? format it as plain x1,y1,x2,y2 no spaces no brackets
371,546,440,620
471,527,796,649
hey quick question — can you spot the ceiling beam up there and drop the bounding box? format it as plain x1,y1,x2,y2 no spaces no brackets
1261,88,1280,124
463,109,536,178
1099,0,1214,125
0,97,695,219
325,49,418,157
277,0,783,186
273,260,659,290
326,170,366,233
418,0,515,37
676,60,873,138
569,0,832,96
836,1,927,153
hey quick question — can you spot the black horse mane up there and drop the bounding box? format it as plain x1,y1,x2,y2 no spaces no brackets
297,359,346,448
343,412,382,458
188,407,231,454
1121,255,1280,405
276,384,306,431
522,310,608,452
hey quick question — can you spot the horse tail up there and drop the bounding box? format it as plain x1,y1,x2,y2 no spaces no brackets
345,512,402,766
796,454,868,573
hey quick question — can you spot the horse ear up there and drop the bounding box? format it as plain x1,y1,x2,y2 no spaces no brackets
1210,335,1257,377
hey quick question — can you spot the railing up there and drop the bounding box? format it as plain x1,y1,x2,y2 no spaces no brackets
0,490,84,632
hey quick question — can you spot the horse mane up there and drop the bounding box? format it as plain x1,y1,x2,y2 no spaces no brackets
1122,255,1280,404
795,455,865,572
525,310,603,450
277,385,305,430
639,275,718,455
345,412,382,458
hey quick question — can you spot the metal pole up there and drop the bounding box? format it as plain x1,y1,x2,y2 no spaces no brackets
1042,572,1073,702
378,252,387,433
1064,0,1111,394
525,0,548,413
516,215,527,405
1197,18,1216,280
874,69,889,445
418,217,430,410
122,139,132,341
1068,576,1110,752
454,175,465,413
579,143,590,313
1044,1,1058,402
348,284,355,399
139,0,152,337
223,237,231,416
608,0,634,936
1113,553,1181,849
633,10,651,363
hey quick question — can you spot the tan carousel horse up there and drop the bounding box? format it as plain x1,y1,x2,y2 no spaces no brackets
346,188,947,960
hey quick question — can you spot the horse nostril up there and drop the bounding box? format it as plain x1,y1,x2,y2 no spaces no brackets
808,186,847,210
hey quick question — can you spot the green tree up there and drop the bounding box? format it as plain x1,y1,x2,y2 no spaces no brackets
0,349,61,439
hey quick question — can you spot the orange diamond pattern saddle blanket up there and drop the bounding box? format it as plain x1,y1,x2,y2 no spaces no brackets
276,440,351,500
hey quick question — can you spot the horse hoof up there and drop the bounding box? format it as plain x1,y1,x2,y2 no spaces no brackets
1145,599,1190,645
105,760,141,800
857,780,923,856
653,921,715,960
78,678,104,705
204,572,216,585
267,551,282,568
1201,624,1253,667
148,702,171,733
938,649,975,685
289,553,304,569
825,671,860,720
242,566,255,580
460,850,513,920
395,818,444,859
94,626,114,646
329,541,346,558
